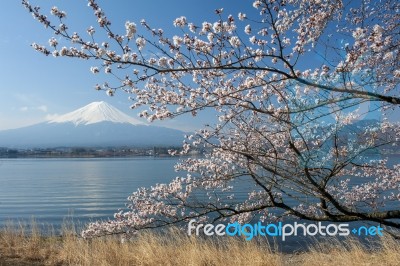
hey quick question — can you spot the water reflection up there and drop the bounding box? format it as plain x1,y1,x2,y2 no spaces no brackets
0,158,178,226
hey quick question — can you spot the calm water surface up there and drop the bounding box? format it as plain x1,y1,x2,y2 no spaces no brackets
0,157,178,227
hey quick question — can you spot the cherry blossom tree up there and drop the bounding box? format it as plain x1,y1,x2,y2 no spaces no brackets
23,0,400,238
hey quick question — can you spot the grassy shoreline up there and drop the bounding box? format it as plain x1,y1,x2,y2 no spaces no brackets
0,222,399,266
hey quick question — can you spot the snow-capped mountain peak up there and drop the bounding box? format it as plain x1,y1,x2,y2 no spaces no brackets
48,101,143,126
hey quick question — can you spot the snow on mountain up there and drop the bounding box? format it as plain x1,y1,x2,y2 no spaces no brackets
0,102,186,148
48,101,143,126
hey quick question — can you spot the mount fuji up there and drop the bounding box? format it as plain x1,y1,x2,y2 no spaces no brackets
0,102,186,148
48,101,144,126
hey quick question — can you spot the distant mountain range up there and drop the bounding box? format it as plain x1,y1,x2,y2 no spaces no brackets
0,102,186,148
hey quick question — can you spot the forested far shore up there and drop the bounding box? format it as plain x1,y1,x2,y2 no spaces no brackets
0,146,206,158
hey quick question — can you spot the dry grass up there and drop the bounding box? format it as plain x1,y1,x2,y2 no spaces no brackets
299,236,400,266
0,221,399,266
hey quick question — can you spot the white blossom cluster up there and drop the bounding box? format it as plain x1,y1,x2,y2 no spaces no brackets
125,21,136,39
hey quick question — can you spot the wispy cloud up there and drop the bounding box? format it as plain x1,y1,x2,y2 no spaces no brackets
37,105,48,112
45,113,59,120
19,105,48,113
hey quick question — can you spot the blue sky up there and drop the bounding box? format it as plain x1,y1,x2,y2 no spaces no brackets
0,1,392,132
0,0,255,131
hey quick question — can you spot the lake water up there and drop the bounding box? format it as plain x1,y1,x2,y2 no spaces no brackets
0,156,398,252
0,157,179,227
